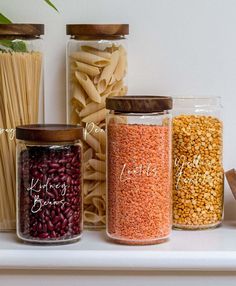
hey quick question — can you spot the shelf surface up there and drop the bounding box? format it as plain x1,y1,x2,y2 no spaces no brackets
1,222,236,271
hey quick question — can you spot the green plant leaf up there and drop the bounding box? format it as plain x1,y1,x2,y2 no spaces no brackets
11,41,27,52
0,13,12,24
0,40,28,52
44,0,59,12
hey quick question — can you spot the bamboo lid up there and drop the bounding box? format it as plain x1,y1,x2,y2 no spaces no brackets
0,24,44,36
106,96,173,113
16,124,83,142
66,24,129,36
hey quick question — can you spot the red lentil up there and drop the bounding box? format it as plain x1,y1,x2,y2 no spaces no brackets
107,123,172,245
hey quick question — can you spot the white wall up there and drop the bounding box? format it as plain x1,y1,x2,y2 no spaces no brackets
1,0,236,219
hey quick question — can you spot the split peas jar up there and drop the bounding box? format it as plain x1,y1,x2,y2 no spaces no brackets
106,96,172,245
173,97,224,230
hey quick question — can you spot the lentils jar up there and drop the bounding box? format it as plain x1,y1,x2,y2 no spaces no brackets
66,24,129,229
106,96,172,245
16,125,83,244
173,97,224,230
0,24,44,231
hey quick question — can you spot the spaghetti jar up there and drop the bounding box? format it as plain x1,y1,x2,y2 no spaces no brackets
172,97,224,230
16,125,83,244
106,96,172,245
66,24,129,229
0,24,44,231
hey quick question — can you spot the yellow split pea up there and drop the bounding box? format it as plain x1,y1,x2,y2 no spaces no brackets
173,115,224,229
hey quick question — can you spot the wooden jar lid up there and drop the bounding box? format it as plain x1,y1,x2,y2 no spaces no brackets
0,24,44,37
16,124,83,142
66,24,129,36
106,96,173,113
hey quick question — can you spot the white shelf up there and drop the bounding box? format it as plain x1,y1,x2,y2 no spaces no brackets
1,222,236,271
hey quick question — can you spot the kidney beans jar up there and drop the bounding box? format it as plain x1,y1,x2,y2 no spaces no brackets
16,124,83,244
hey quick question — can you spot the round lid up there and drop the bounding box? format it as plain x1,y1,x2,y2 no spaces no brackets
16,124,83,142
66,24,129,36
106,96,173,113
0,24,44,36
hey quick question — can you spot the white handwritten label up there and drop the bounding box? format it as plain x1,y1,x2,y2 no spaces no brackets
26,178,68,213
174,154,215,189
119,163,158,182
83,122,105,140
0,128,16,140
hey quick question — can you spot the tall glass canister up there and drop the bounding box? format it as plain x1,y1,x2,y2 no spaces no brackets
66,24,129,229
172,97,224,230
0,24,44,231
106,96,173,245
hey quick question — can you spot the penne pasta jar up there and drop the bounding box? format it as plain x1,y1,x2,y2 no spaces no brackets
0,24,44,231
16,125,83,244
66,24,129,229
173,97,224,230
106,96,172,245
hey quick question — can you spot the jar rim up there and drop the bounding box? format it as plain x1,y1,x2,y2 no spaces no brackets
173,96,222,108
16,124,83,142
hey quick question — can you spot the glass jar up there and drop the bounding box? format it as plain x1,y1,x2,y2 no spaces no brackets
172,97,224,230
66,24,129,229
0,24,44,231
106,96,173,245
16,125,83,244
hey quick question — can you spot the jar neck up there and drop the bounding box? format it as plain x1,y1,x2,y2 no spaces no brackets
0,35,41,40
111,110,171,116
70,35,126,41
173,97,222,109
18,140,81,146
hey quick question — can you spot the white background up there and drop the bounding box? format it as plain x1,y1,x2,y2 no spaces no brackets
1,0,236,219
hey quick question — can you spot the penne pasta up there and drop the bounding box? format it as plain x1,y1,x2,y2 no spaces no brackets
93,74,100,84
96,153,106,161
82,108,109,124
83,148,93,162
88,159,106,173
84,211,101,223
72,83,87,107
84,133,101,153
81,46,112,59
92,197,106,216
70,108,80,125
75,71,101,103
85,122,106,146
84,182,90,196
114,46,127,81
71,51,110,67
97,50,120,93
84,171,106,181
75,61,100,77
79,95,107,117
84,184,104,205
109,74,116,85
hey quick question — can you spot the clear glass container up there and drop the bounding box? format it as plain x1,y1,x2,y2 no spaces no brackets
106,96,172,245
66,24,129,229
172,97,224,230
16,125,83,244
0,24,44,231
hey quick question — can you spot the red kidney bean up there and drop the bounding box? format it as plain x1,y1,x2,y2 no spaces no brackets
18,145,82,243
